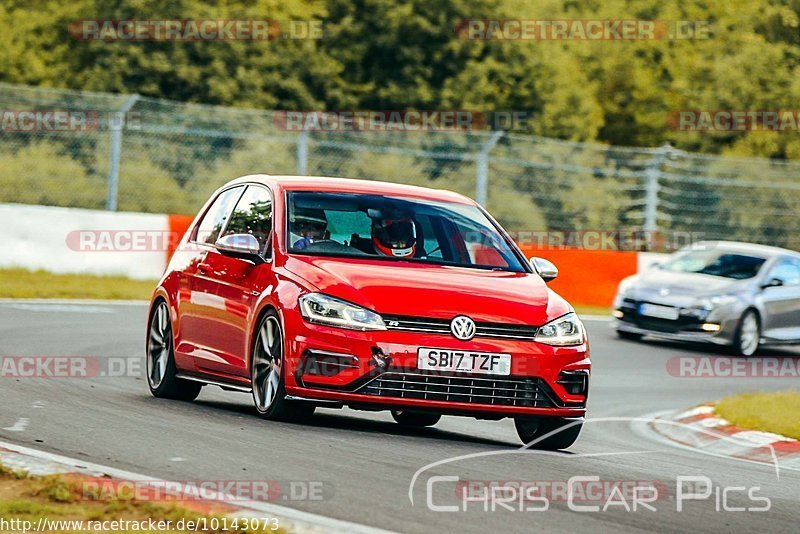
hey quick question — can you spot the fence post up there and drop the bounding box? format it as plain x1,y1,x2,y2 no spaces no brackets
296,130,309,176
476,130,504,206
643,142,671,233
105,94,140,211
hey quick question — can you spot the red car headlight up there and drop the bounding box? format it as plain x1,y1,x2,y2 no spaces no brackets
299,292,387,331
534,312,586,346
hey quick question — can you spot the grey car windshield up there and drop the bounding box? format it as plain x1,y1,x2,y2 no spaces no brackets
661,249,766,280
286,192,526,272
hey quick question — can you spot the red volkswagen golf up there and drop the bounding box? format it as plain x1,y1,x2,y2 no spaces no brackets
147,175,590,447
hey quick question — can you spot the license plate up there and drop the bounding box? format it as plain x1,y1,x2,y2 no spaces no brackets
417,348,511,376
638,303,680,320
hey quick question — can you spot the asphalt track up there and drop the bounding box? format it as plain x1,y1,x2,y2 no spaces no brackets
1,301,798,533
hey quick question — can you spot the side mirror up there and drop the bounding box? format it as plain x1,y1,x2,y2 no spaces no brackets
761,278,784,290
529,257,558,282
215,234,264,264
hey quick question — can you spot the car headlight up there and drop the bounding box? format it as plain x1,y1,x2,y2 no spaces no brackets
693,295,738,311
534,312,586,346
299,292,386,331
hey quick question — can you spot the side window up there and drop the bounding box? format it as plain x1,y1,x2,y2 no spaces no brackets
768,259,800,286
416,215,443,259
222,186,273,253
194,186,244,245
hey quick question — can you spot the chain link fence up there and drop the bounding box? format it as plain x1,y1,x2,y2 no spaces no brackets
1,82,799,250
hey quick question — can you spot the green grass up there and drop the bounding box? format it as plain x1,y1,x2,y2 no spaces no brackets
573,305,612,317
0,269,157,300
0,463,283,533
716,391,800,440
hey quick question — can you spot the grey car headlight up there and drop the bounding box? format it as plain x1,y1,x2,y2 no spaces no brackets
535,312,586,346
299,292,386,331
693,295,738,311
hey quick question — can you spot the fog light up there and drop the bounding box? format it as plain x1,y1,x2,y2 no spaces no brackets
557,370,589,397
701,323,721,332
299,350,359,377
612,310,624,318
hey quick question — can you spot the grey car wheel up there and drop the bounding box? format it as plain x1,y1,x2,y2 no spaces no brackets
147,301,202,401
251,311,315,421
733,310,760,356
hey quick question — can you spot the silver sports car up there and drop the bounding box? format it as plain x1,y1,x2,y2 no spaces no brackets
613,241,800,355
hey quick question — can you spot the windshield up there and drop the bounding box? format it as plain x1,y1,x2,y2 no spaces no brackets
286,192,526,272
661,248,766,280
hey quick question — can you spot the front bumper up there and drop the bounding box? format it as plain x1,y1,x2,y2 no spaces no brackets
614,298,739,345
282,311,590,418
615,320,732,345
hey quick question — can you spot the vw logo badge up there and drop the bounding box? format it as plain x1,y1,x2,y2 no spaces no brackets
451,315,476,341
659,288,670,297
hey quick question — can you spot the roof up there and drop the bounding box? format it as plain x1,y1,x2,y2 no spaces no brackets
692,240,799,258
228,174,476,205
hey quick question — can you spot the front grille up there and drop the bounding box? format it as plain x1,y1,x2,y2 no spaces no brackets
357,371,554,408
382,315,538,341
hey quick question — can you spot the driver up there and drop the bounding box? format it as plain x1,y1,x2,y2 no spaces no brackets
371,216,417,258
291,207,328,250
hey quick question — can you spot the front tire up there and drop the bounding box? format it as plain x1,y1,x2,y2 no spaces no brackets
251,311,315,422
731,309,760,356
391,411,441,427
514,417,583,449
147,301,202,401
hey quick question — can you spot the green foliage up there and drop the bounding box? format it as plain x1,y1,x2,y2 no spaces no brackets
2,0,799,157
0,142,105,208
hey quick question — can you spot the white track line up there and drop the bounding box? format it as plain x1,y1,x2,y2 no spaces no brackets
2,418,29,432
0,439,393,534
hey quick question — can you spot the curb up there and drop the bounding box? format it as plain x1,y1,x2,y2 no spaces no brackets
0,440,390,534
649,404,800,470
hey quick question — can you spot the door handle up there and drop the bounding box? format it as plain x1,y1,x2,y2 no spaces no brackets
197,262,211,274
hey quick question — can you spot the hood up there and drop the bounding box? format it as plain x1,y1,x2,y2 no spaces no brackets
626,268,748,307
284,256,564,325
